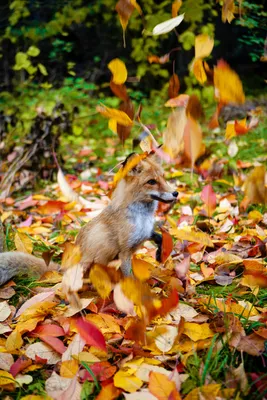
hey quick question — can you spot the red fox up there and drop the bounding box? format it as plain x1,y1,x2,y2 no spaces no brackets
0,152,178,284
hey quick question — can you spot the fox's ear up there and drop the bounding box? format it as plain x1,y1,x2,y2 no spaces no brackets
148,147,162,165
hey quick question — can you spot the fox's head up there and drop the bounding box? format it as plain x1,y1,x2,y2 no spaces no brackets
113,152,178,205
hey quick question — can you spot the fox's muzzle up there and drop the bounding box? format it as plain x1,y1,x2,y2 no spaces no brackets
150,191,178,203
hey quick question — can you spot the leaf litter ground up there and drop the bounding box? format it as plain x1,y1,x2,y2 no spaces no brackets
0,114,267,400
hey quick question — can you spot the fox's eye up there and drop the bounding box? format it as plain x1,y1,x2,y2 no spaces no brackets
147,179,157,185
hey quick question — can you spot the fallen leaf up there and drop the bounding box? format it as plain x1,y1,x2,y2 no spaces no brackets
148,371,179,400
183,322,214,341
75,317,107,352
14,232,33,254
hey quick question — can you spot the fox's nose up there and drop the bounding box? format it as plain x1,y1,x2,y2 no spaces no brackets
172,191,179,198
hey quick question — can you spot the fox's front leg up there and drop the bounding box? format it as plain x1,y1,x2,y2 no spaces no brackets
119,251,132,276
151,231,162,262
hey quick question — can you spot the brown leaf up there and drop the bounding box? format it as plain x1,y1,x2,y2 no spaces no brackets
160,227,173,263
117,99,135,144
236,333,265,356
110,81,129,101
183,115,203,168
186,95,204,120
168,73,180,99
243,166,267,205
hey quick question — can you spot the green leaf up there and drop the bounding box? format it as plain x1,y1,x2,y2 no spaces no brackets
13,52,31,70
27,46,40,57
81,380,95,400
38,63,48,76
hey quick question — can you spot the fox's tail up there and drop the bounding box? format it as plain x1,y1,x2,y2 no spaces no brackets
0,252,60,286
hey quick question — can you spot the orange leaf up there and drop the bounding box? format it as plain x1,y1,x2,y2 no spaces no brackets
96,382,121,400
165,94,189,108
149,371,177,400
172,0,182,18
168,73,180,99
222,0,236,23
234,119,249,135
61,242,81,270
148,54,170,64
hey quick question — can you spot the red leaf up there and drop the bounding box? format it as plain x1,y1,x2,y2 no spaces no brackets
32,324,65,337
160,227,173,263
35,355,48,364
201,184,216,217
39,336,66,354
81,361,116,382
75,317,107,351
10,356,32,377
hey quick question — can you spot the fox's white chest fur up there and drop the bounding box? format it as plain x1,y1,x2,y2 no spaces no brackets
127,201,158,249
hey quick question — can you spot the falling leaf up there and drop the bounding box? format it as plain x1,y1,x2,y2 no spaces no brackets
108,58,128,85
195,34,214,59
96,104,133,126
115,0,142,45
113,153,147,186
168,74,180,99
183,116,203,168
132,256,154,281
165,94,189,108
172,0,182,18
89,264,112,298
163,108,187,158
117,99,135,144
221,0,236,23
200,184,216,217
110,81,129,101
192,58,207,84
228,140,238,157
152,14,185,36
214,60,245,105
186,95,204,120
148,54,170,64
14,232,33,254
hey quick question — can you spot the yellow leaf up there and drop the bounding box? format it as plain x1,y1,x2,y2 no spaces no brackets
225,121,236,139
214,60,245,105
184,384,221,400
132,256,154,281
21,396,53,400
14,232,33,254
172,0,182,18
5,329,23,352
89,265,112,299
148,371,178,400
222,0,235,23
108,58,127,85
183,322,214,342
114,369,143,392
0,370,15,386
60,359,79,378
215,252,242,265
113,153,147,186
108,118,117,134
192,58,207,84
96,104,133,126
170,227,214,247
61,242,81,269
154,325,178,352
195,34,214,59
